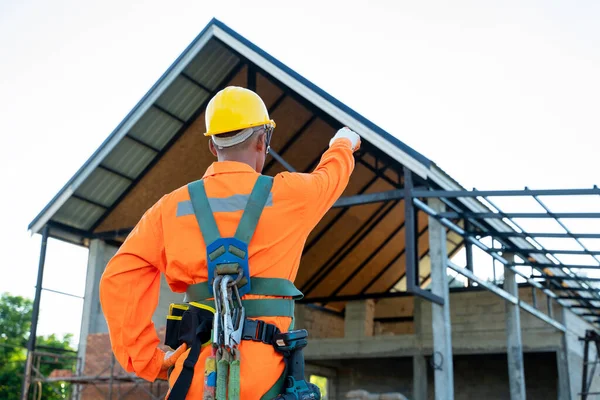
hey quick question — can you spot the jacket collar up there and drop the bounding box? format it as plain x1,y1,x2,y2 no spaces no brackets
203,161,257,178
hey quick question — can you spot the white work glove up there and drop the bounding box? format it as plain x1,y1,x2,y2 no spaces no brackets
330,127,361,151
157,343,187,380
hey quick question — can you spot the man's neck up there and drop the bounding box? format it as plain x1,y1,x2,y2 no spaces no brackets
217,153,258,172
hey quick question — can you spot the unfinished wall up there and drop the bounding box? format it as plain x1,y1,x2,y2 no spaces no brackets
295,304,345,339
415,287,564,353
315,353,557,400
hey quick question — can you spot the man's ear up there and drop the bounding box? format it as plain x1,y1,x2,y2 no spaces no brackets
256,132,266,153
208,138,218,157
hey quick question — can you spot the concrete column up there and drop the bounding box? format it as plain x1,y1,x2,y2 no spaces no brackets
413,355,428,400
428,198,454,400
344,300,375,338
413,297,428,400
503,254,526,400
557,333,572,400
78,239,118,368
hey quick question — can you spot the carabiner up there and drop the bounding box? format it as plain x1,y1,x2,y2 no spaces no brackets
212,276,224,347
220,276,235,349
228,284,245,348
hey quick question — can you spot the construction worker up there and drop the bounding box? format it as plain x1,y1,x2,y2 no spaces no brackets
99,86,361,399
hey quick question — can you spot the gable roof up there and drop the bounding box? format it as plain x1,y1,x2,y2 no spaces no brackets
28,18,436,239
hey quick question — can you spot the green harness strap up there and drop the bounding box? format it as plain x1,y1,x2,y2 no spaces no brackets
186,277,304,302
188,179,221,246
184,175,302,399
234,175,274,245
191,298,296,318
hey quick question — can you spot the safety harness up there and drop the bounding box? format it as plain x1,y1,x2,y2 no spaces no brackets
165,175,305,400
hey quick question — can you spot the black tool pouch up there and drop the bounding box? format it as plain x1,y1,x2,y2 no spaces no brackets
164,302,214,350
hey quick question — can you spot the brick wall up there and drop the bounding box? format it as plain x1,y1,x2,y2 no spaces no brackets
79,327,170,400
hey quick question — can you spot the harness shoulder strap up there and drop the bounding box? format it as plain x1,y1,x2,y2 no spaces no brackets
234,175,274,245
188,179,221,245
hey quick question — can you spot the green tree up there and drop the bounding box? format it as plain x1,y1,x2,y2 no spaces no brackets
0,293,76,400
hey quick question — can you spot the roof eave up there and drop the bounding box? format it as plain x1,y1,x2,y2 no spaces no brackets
27,21,220,235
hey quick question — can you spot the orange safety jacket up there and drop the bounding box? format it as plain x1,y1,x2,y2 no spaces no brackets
99,138,356,398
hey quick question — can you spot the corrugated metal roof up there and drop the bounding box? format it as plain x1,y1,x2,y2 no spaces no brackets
74,168,130,207
128,107,183,150
52,197,105,230
155,76,210,121
101,137,156,178
183,39,240,91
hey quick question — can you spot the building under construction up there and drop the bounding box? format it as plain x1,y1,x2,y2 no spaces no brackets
25,19,600,400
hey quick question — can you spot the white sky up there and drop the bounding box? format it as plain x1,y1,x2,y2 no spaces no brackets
0,0,599,347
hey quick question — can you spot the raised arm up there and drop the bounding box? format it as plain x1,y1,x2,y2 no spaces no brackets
276,127,361,230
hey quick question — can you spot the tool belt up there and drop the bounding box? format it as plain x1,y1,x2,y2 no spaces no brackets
165,302,283,351
165,301,285,399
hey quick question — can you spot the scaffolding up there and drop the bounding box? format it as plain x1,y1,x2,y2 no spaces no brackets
29,348,168,400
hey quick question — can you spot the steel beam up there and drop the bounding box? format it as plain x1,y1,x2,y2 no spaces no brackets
472,231,600,240
299,290,413,303
504,253,527,399
411,187,600,198
513,262,600,270
333,189,404,208
268,148,296,172
439,211,600,219
493,248,600,256
428,197,454,400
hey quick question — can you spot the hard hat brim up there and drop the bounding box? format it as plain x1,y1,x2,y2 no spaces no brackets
204,120,276,137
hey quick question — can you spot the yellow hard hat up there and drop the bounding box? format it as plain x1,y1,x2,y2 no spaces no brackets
204,86,276,136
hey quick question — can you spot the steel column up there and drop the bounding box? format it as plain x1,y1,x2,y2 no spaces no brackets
405,167,443,304
465,219,474,287
21,225,49,400
428,198,454,400
504,253,527,400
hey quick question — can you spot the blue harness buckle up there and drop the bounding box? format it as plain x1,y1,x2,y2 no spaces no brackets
207,237,252,297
